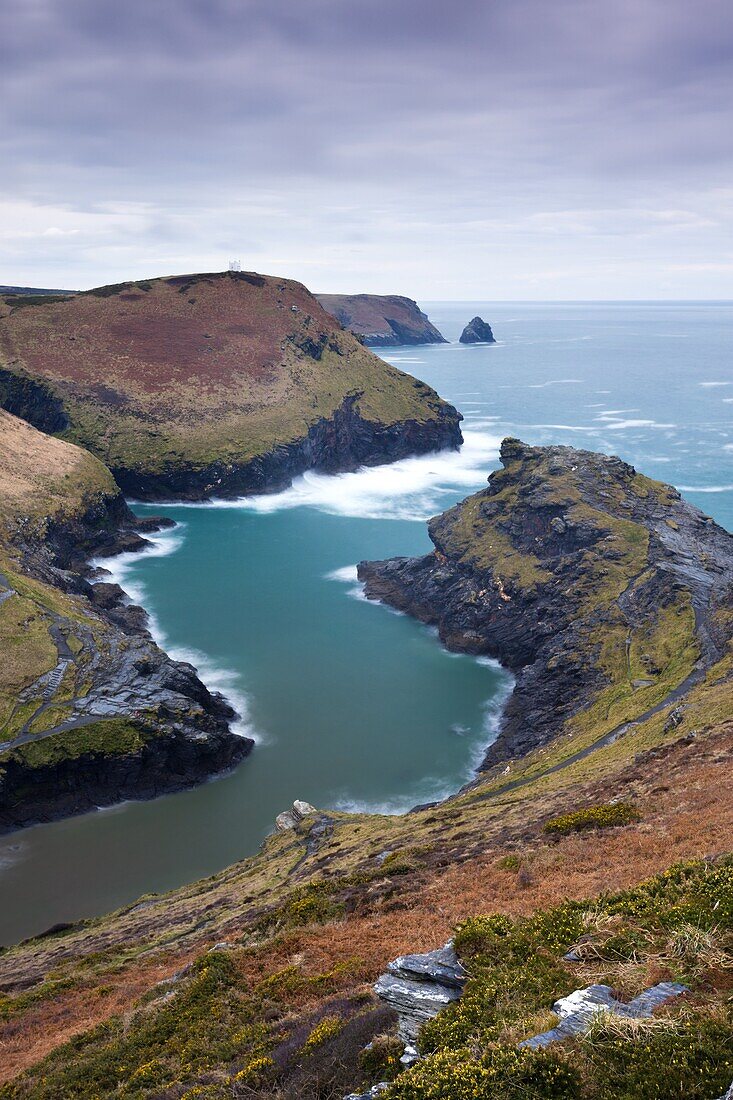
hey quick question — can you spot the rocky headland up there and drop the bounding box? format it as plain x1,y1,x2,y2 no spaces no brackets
358,437,733,766
0,272,461,501
317,293,447,347
0,433,731,1098
459,316,496,343
0,410,251,832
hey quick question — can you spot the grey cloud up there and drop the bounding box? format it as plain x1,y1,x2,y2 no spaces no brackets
1,0,731,295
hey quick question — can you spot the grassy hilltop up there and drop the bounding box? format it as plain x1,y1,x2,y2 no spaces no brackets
0,272,461,499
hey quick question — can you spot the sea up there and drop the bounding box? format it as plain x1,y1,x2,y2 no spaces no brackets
0,300,730,944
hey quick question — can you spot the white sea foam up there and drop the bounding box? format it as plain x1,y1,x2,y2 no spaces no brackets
205,429,502,522
324,564,369,604
699,381,732,387
332,654,513,815
92,528,259,742
527,378,583,389
678,484,733,493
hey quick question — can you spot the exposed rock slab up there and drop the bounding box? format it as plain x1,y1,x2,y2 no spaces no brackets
520,981,688,1049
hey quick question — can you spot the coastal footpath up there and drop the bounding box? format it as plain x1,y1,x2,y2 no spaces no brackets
0,272,461,500
0,441,730,1098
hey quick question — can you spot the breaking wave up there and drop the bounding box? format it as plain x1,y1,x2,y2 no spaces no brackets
206,428,502,522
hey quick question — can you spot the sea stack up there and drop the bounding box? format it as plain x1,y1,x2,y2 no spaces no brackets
459,316,496,344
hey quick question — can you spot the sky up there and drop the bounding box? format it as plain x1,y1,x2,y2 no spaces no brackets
1,0,732,298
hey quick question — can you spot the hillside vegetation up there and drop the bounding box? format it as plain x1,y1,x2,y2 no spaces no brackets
0,411,249,830
0,443,730,1098
0,272,460,498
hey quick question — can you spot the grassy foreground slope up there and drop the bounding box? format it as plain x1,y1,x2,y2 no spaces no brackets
0,446,730,1098
0,272,461,499
0,411,249,830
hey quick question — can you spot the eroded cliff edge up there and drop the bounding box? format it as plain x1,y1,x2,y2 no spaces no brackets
0,411,251,832
0,272,461,501
358,437,733,766
317,293,447,347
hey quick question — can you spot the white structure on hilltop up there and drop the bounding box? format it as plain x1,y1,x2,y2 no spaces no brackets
228,259,242,272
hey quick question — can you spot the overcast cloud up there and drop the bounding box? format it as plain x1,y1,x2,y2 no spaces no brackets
1,0,732,296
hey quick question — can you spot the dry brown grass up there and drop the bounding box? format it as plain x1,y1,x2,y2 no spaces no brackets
0,410,116,531
2,721,729,1084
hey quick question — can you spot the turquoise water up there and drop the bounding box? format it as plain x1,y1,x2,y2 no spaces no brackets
0,301,730,944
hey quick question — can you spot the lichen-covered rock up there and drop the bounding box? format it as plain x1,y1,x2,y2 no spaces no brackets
520,981,688,1049
374,942,467,1051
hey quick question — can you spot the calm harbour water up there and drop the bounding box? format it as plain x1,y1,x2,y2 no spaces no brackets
1,301,731,944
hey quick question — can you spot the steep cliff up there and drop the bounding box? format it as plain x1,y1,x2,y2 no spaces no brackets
317,293,447,347
0,411,250,831
0,273,460,500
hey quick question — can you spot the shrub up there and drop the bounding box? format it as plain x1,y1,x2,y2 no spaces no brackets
497,854,521,871
387,1045,580,1099
302,1015,345,1052
360,1034,404,1084
582,1012,733,1099
543,802,641,837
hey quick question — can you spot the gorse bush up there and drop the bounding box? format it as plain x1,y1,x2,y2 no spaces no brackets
389,1046,581,1099
543,801,641,836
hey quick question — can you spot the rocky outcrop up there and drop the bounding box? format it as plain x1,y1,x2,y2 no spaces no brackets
374,942,467,1064
275,799,317,831
0,412,252,833
110,392,462,501
520,981,687,1049
359,438,733,766
459,316,496,344
0,272,460,500
317,294,447,347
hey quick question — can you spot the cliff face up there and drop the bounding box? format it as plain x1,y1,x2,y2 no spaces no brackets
359,438,733,765
317,293,447,347
0,411,251,832
0,273,460,501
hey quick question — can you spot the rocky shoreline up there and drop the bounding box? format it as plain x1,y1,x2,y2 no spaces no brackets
358,438,733,767
0,477,252,834
110,395,462,501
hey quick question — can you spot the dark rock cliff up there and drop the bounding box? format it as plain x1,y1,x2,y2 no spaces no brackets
0,428,252,833
358,438,733,766
459,316,496,344
110,393,462,501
